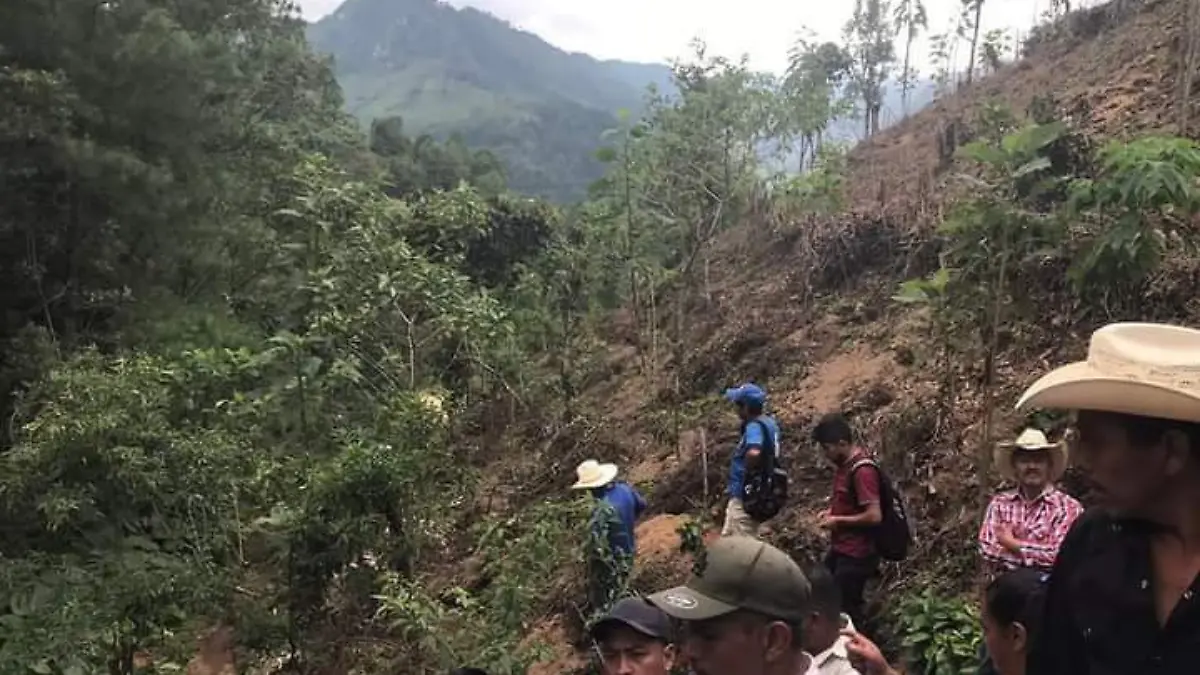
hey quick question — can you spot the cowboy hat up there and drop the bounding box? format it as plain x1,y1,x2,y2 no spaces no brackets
995,428,1068,482
571,459,619,490
1015,323,1200,423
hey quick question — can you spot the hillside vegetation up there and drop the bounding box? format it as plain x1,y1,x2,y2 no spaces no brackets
2,0,1200,675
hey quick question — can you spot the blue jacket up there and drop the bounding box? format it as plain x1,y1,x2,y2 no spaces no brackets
591,481,646,557
728,415,781,497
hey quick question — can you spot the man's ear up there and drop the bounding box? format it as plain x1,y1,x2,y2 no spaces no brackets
1162,428,1192,477
662,643,678,671
762,621,793,661
1012,621,1029,653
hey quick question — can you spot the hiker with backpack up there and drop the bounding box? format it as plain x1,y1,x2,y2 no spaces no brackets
813,412,911,628
721,383,786,538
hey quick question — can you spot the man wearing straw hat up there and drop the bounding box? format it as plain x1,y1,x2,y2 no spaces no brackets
1016,323,1200,675
977,428,1083,577
572,459,646,615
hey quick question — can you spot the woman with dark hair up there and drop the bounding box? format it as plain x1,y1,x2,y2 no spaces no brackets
979,568,1049,675
842,568,1049,675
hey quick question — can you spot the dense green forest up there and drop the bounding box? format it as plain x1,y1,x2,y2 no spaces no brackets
3,0,1200,673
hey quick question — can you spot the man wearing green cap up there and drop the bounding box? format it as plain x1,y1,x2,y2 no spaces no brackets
647,536,820,675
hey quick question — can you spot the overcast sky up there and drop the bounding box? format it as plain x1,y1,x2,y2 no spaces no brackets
296,0,1106,73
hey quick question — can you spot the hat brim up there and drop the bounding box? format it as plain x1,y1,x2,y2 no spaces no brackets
570,463,619,490
1016,361,1200,423
646,586,739,621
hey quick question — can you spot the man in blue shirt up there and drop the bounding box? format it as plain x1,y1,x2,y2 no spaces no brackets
722,383,782,538
571,459,647,615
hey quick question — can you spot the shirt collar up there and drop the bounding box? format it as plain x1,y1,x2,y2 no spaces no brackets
811,636,848,667
1003,485,1055,503
811,614,854,667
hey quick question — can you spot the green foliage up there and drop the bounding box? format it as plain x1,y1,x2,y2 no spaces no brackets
377,498,590,674
0,352,253,673
675,517,707,576
778,144,850,214
892,590,982,675
1068,136,1200,291
371,116,507,197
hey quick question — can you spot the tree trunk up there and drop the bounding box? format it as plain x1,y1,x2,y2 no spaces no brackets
979,250,1007,508
967,1,984,85
901,30,914,116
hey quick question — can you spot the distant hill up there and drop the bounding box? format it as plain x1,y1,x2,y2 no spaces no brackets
307,0,673,201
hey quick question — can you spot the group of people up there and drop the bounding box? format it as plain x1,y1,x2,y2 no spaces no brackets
471,320,1200,675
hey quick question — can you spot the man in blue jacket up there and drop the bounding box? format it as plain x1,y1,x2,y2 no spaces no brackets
572,459,646,615
722,383,782,538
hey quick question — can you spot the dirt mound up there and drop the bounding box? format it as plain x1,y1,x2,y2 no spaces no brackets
186,626,235,675
525,616,587,675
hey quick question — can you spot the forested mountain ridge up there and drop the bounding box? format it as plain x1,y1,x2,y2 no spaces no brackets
307,0,674,201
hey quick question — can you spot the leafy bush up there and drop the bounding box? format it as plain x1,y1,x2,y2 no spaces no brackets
892,590,982,675
377,497,590,674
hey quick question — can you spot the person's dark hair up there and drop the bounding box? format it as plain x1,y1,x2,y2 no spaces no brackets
984,568,1049,640
805,564,842,618
449,668,489,675
1103,412,1200,459
744,400,765,416
812,413,853,445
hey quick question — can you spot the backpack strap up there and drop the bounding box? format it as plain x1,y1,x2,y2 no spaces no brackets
746,418,777,473
846,456,879,505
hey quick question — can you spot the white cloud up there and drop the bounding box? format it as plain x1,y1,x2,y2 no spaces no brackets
297,0,1108,73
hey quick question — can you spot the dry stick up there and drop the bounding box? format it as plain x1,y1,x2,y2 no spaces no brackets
700,427,710,522
979,251,1008,509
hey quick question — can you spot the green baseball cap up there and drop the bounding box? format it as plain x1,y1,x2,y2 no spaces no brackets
647,536,812,622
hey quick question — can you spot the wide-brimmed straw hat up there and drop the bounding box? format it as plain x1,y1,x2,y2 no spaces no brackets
995,428,1068,482
1016,322,1200,423
571,459,619,490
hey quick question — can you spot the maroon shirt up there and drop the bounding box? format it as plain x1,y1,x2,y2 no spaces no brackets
830,448,882,558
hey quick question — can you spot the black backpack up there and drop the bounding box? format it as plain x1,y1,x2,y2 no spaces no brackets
848,457,913,561
741,419,789,521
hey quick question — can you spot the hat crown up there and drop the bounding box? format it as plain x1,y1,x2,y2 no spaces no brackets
1013,428,1052,448
572,459,618,489
690,537,811,622
1089,323,1200,389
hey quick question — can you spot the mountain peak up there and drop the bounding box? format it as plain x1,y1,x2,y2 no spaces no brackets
308,0,672,201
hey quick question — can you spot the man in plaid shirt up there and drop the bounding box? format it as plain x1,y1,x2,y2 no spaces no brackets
978,428,1084,575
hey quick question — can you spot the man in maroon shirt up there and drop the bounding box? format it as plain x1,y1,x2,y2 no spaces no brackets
813,413,882,628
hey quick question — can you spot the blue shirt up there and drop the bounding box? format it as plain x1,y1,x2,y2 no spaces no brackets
591,481,646,557
728,415,781,497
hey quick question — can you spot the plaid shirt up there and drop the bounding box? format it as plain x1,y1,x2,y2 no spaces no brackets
978,486,1083,572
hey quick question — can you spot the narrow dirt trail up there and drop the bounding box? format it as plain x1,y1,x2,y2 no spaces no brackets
185,626,236,675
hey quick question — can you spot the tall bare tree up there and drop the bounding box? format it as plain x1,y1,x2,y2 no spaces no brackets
893,0,929,117
845,0,897,137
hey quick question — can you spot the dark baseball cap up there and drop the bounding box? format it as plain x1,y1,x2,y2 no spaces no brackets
590,597,673,642
647,536,812,623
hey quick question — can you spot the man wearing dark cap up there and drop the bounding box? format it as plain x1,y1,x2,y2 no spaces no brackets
589,597,677,675
647,536,820,675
